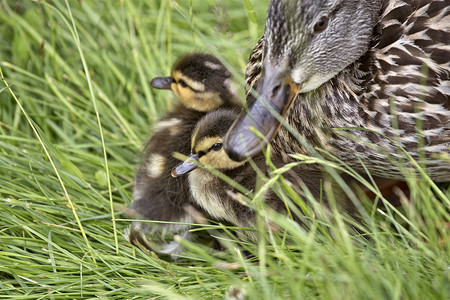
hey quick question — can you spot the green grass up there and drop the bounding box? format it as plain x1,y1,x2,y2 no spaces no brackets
0,0,448,299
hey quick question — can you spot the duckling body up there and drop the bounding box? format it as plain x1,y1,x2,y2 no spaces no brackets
172,108,327,239
129,53,242,254
225,0,450,182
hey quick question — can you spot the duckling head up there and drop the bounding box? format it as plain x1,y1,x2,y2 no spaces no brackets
172,109,246,176
151,53,241,112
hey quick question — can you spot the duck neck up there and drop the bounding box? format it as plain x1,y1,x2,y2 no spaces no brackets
272,60,368,159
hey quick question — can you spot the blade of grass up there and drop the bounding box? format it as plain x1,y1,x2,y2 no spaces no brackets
0,66,97,265
62,0,119,255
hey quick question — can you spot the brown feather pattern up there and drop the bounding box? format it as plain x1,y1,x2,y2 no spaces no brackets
246,0,449,181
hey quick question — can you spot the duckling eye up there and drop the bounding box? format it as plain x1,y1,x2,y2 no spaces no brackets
210,143,222,151
314,16,328,32
178,79,188,88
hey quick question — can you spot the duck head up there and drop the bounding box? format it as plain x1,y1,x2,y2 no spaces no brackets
224,0,382,161
172,109,245,177
151,53,241,112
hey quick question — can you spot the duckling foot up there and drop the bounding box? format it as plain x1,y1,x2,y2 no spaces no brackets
125,221,191,260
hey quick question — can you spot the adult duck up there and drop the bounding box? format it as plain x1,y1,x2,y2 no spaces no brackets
225,0,449,182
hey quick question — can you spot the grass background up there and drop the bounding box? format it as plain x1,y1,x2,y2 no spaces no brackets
0,0,448,299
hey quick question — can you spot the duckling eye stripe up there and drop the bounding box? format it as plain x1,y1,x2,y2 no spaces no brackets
172,70,205,92
195,137,223,155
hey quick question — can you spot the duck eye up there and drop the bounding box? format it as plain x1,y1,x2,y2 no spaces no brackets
178,79,188,88
271,84,281,97
210,143,222,151
314,16,328,32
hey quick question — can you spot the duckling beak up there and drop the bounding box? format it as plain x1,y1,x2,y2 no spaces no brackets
224,60,301,161
150,76,172,90
171,154,199,177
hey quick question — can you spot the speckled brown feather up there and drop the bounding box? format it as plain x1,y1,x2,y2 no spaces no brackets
245,0,449,181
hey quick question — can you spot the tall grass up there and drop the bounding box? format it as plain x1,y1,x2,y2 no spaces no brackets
0,1,448,299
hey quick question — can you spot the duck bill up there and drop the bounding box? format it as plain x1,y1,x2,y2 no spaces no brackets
224,61,302,162
171,154,199,177
150,76,172,90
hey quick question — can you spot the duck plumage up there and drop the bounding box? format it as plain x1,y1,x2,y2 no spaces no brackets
225,0,450,182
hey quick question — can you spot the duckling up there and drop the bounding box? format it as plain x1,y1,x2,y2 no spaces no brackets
128,53,242,255
172,108,327,239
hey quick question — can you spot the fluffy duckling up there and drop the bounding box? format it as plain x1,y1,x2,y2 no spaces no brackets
128,53,242,255
172,108,327,239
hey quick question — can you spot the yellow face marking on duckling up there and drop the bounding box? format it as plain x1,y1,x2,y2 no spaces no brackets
172,70,206,92
193,137,222,155
146,153,167,178
171,70,224,112
194,137,246,170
